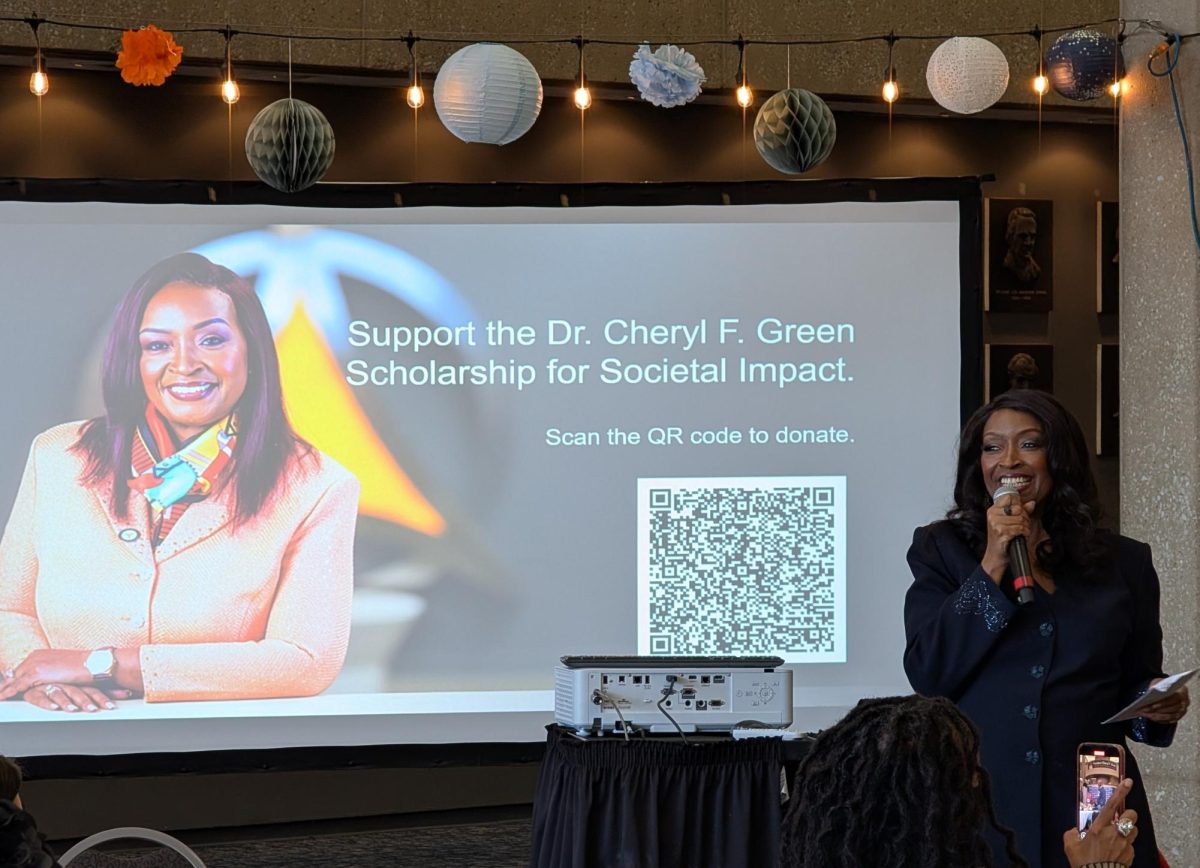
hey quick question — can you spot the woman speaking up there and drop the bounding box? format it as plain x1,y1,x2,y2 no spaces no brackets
904,390,1188,867
0,252,359,712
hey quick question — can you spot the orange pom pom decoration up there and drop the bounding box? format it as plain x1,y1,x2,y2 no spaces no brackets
116,25,184,86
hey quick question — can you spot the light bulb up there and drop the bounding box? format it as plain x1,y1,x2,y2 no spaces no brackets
736,84,753,108
29,69,48,96
221,77,240,105
1032,74,1049,96
574,85,592,110
1109,78,1126,98
406,83,425,109
882,79,899,104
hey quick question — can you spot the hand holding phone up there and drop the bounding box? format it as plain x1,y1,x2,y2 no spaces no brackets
1062,778,1137,868
1076,742,1125,832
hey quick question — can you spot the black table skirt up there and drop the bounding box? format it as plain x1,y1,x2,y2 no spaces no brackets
530,726,784,868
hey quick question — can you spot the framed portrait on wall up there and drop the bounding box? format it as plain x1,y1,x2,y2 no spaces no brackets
984,343,1054,402
1097,201,1119,314
1097,343,1119,456
984,198,1053,312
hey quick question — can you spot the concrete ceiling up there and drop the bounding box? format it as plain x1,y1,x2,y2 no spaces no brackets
0,1,1121,106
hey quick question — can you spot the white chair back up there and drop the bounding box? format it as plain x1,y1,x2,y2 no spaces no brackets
58,827,206,867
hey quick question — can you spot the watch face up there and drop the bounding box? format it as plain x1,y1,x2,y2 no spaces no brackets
86,649,115,679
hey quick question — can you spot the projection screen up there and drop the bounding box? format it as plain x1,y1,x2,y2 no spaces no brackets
0,189,977,756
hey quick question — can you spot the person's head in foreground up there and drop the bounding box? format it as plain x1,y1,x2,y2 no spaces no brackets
949,389,1105,576
780,694,1027,868
0,760,59,868
76,251,301,525
0,756,21,808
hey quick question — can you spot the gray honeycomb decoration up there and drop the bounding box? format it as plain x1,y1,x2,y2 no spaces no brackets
245,98,336,193
753,88,836,175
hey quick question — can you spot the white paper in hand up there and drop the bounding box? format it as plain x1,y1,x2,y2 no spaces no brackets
1102,668,1197,725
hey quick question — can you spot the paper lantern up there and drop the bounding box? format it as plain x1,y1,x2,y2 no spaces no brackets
1045,29,1125,101
925,37,1010,114
753,89,836,175
245,98,335,193
434,43,543,145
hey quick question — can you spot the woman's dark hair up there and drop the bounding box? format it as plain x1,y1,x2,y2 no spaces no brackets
74,252,303,524
0,800,59,868
946,389,1107,579
780,695,1027,868
0,757,21,802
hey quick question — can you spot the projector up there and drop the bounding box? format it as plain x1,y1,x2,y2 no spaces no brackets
554,655,792,735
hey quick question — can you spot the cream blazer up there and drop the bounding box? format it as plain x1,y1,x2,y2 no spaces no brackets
0,422,359,702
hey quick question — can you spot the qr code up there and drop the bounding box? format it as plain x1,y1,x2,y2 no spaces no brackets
637,476,846,663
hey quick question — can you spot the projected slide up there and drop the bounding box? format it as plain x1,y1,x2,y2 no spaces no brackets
0,199,964,753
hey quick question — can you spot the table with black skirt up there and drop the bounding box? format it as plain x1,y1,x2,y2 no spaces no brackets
530,725,811,868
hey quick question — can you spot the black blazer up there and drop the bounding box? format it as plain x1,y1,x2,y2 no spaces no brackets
903,522,1175,868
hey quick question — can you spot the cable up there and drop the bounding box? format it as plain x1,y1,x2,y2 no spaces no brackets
1148,34,1200,256
0,13,1165,50
594,689,631,741
657,676,689,744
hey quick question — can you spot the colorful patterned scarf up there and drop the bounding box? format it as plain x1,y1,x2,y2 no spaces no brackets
129,406,236,545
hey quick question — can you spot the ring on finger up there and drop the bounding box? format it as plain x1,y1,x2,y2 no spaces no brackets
42,684,59,695
2,668,13,680
1117,818,1135,837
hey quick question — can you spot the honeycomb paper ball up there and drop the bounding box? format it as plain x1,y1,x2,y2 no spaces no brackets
434,43,543,145
1045,29,1125,101
753,88,836,175
926,37,1010,114
245,98,335,193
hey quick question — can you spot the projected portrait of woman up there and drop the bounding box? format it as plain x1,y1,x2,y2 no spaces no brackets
0,252,359,712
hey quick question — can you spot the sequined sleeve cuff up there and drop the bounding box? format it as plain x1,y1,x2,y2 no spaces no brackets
1128,683,1178,747
952,568,1017,633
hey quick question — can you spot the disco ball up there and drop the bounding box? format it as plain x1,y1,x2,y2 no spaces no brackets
1045,29,1125,101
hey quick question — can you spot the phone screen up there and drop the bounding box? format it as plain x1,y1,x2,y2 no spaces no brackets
1077,742,1125,832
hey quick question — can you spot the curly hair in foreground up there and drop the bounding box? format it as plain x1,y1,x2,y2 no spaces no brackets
780,695,1028,868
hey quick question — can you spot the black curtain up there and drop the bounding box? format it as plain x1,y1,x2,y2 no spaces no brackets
530,726,783,868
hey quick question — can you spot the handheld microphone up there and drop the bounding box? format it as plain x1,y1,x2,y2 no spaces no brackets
992,484,1036,606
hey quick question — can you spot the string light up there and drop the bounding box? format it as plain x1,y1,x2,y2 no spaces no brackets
882,33,898,104
404,32,424,109
221,27,239,104
1032,26,1048,96
573,37,591,110
28,18,47,96
735,37,753,107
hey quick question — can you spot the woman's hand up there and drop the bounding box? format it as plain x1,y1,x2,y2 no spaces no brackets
981,494,1036,584
1139,682,1190,724
17,683,133,713
1062,778,1137,868
0,649,92,700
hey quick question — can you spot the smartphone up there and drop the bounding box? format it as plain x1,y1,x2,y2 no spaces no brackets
1077,742,1125,832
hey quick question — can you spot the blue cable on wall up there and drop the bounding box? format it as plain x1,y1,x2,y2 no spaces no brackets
1148,33,1200,256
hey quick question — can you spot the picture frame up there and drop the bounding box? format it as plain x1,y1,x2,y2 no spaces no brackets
985,343,1054,402
985,198,1054,312
1096,344,1119,456
1097,201,1119,314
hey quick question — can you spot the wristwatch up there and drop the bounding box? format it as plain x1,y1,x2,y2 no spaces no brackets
84,647,117,684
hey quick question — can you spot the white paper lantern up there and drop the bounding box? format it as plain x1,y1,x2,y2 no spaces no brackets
925,37,1010,114
434,43,543,145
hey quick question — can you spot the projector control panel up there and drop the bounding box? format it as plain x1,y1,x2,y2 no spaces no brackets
554,661,792,734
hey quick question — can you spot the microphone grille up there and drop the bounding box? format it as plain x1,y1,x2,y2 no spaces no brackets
992,483,1020,502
